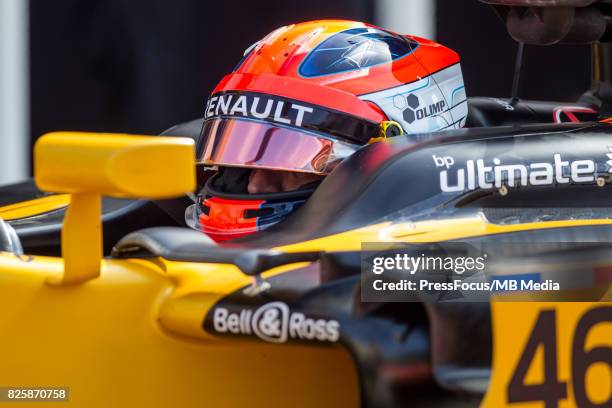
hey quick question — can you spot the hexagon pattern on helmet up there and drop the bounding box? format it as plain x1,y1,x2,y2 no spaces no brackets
359,64,467,134
407,93,420,109
402,93,420,124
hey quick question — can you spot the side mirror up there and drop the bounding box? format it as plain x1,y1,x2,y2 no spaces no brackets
34,132,195,284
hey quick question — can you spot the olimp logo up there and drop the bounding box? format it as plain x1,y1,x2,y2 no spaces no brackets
395,93,446,124
212,302,340,344
433,148,612,193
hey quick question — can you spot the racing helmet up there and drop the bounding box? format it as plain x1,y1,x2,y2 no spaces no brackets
189,19,467,241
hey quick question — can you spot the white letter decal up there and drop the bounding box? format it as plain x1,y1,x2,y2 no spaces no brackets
251,97,274,119
440,169,465,192
273,101,291,124
291,104,313,127
229,95,248,116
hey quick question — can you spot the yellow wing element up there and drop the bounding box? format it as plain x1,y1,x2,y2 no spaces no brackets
34,132,196,198
34,132,196,284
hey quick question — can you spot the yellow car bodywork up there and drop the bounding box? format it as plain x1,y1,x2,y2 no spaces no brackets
0,132,609,407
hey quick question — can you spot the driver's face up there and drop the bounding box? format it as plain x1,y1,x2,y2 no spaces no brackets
248,169,324,194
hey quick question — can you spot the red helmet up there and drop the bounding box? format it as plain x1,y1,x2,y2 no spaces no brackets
189,20,467,241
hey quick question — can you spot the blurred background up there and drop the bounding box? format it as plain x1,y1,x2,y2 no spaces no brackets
0,0,591,185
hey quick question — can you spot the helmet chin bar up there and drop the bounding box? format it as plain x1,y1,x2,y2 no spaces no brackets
185,170,322,241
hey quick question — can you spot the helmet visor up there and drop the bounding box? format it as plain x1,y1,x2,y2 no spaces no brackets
197,118,359,174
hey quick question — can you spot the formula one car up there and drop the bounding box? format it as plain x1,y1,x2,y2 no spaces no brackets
1,1,611,407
